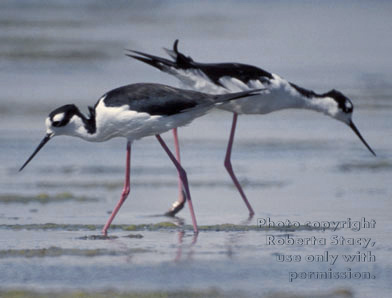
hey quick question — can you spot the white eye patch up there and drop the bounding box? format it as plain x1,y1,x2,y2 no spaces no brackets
53,113,65,122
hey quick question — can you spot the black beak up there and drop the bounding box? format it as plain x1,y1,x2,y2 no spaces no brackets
19,133,53,171
349,121,376,156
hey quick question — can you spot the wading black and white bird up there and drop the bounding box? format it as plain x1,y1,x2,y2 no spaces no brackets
127,40,376,217
19,83,262,235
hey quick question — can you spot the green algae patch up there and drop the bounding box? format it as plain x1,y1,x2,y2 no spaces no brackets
197,223,257,232
339,159,392,172
0,288,354,298
37,181,124,190
191,223,324,232
123,233,144,239
121,224,147,231
77,233,143,240
121,222,178,231
0,223,100,231
0,289,239,298
0,246,151,258
150,221,178,230
0,222,179,232
0,222,327,232
0,193,98,204
77,235,119,240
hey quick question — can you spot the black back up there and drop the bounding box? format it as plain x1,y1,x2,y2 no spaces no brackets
190,62,273,87
171,40,273,86
127,40,274,88
100,83,213,116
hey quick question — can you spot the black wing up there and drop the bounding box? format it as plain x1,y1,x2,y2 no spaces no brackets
192,62,273,87
101,83,211,116
126,40,273,87
100,83,263,116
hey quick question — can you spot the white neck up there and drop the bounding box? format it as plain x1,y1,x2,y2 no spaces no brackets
52,115,100,142
302,95,339,118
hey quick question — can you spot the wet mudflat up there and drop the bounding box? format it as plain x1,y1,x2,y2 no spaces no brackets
1,1,392,297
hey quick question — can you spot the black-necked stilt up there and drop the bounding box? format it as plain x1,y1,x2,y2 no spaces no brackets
127,40,376,217
19,83,262,235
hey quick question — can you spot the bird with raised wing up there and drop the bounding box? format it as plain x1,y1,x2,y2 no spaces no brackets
127,40,376,217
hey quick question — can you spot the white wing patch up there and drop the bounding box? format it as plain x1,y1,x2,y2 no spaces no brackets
247,79,265,90
52,113,65,122
345,101,353,110
170,68,227,94
219,77,249,92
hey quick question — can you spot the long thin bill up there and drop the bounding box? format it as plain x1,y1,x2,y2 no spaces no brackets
19,134,53,171
349,121,376,156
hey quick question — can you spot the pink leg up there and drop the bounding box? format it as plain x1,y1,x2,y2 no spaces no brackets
165,128,186,216
224,113,255,216
156,134,198,234
102,141,131,235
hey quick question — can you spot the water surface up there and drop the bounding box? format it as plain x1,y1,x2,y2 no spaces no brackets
0,1,391,297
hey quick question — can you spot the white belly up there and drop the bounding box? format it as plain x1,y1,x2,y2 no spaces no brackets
93,101,211,142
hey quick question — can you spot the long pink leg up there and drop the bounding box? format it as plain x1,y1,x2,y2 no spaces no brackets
165,128,186,216
102,141,131,235
173,128,185,204
156,134,198,233
224,113,255,216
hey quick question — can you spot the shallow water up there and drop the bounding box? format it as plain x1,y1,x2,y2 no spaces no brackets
1,1,391,297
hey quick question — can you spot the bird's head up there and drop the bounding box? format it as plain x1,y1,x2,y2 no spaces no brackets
19,104,87,171
45,104,85,137
323,89,353,123
322,89,375,156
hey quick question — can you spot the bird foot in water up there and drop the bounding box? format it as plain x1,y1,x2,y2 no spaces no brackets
164,199,185,217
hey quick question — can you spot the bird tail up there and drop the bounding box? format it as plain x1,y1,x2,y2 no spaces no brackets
125,39,193,72
212,89,265,105
126,49,175,72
